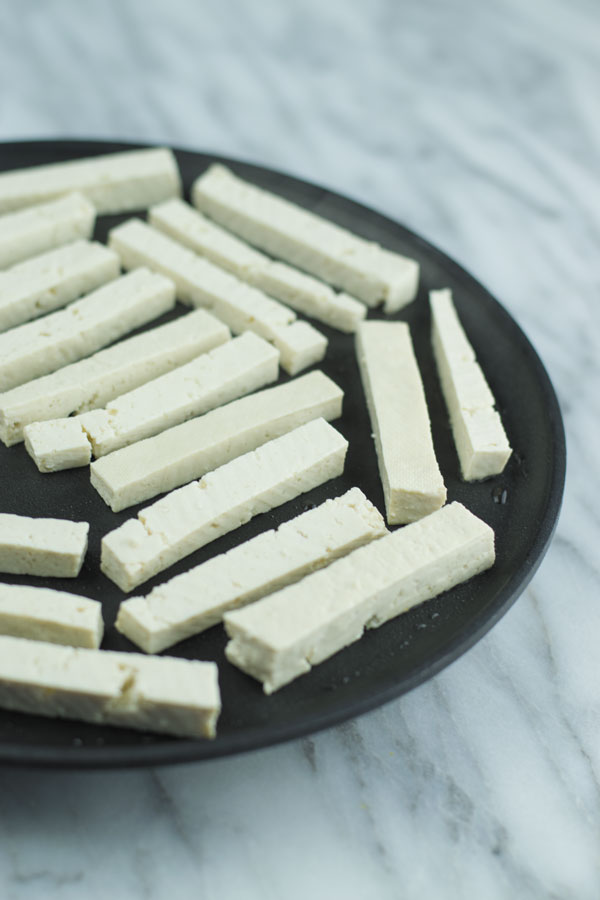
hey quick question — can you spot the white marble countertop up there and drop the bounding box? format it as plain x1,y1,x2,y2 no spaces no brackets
0,0,597,896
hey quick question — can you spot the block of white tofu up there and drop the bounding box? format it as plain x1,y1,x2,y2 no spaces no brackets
224,502,495,693
91,370,343,512
0,147,181,215
272,321,327,376
101,418,348,593
0,193,95,269
0,584,103,648
0,635,220,739
356,321,446,524
430,289,512,480
191,164,420,312
0,240,120,333
150,198,366,332
24,418,92,472
78,331,279,459
0,514,88,577
116,488,387,653
109,218,328,375
0,309,230,446
0,267,175,393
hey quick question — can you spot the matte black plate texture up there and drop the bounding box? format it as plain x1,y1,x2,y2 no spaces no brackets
0,140,565,769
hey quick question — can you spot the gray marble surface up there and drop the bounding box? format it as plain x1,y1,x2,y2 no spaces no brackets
0,0,598,897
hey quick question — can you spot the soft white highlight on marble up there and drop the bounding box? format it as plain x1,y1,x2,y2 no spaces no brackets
0,0,597,896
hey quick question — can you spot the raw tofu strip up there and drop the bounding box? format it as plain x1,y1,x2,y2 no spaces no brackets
109,218,328,375
24,418,92,472
0,514,88,578
0,267,175,392
0,193,95,269
0,635,220,739
0,147,181,215
430,289,512,480
101,418,348,593
117,488,387,653
273,321,327,376
91,369,343,512
0,584,103,649
356,321,446,524
191,164,420,312
225,502,495,693
79,331,279,458
0,240,120,332
150,198,366,332
0,309,229,446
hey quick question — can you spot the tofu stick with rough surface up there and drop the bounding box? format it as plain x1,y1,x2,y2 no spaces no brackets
116,488,387,653
109,218,327,375
91,370,343,512
0,308,229,446
0,514,88,578
430,288,512,480
224,502,495,693
0,584,103,649
0,635,220,739
0,147,181,215
191,164,419,312
356,320,446,524
0,240,120,332
101,418,348,593
150,198,366,332
0,267,175,392
0,193,95,269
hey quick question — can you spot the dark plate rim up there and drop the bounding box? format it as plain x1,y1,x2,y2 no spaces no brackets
0,139,566,769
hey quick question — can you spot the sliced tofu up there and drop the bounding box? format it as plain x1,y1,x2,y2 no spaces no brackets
191,164,419,312
78,331,279,458
224,502,495,693
430,289,512,480
0,267,175,392
0,240,120,333
0,635,220,739
109,218,328,375
24,418,92,472
90,370,343,512
0,309,230,446
0,584,103,648
0,193,95,269
150,198,366,332
356,320,446,524
101,418,348,593
0,514,88,578
116,488,387,653
0,147,181,215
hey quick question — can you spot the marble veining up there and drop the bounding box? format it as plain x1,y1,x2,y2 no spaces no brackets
0,0,598,896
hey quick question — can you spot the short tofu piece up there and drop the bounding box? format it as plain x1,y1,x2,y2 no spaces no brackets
0,514,88,577
24,418,92,472
0,583,103,648
0,193,95,269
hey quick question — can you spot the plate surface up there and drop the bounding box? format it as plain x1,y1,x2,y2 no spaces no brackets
0,140,565,768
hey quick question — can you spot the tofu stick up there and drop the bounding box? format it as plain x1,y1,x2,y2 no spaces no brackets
101,418,348,592
90,370,343,511
0,193,95,269
224,502,495,693
109,218,327,375
0,240,120,332
0,635,220,739
0,514,88,578
0,584,103,649
0,267,175,392
116,488,386,653
191,164,420,312
150,198,366,333
356,320,446,524
0,147,181,215
430,288,512,480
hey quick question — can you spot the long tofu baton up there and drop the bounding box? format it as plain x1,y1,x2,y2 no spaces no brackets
0,192,95,269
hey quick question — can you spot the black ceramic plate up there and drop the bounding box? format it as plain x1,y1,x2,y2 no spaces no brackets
0,140,565,769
